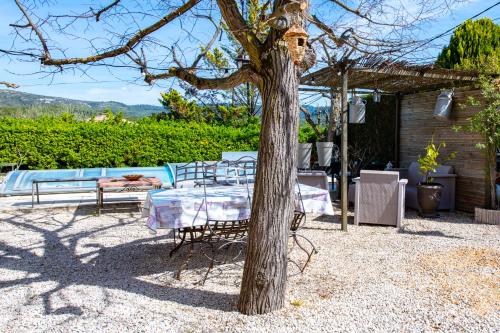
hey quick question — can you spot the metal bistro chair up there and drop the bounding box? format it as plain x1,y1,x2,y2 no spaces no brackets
288,180,317,274
174,161,216,188
206,160,244,186
175,160,244,188
170,162,251,284
229,156,257,184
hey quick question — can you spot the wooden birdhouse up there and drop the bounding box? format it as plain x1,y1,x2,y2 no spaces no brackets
283,24,308,65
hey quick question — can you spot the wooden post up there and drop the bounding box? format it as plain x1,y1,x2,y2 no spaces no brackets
394,92,401,167
341,68,348,231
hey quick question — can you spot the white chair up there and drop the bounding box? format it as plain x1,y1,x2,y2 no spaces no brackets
353,170,407,228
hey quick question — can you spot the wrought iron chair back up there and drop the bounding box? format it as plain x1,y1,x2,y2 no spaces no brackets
229,156,256,185
175,161,233,188
229,156,257,181
201,160,245,186
289,179,317,274
174,161,210,188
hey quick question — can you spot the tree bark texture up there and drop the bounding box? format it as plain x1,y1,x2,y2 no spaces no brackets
237,45,300,315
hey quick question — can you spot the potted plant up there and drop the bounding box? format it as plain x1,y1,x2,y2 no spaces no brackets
417,138,456,217
316,141,334,167
297,142,312,169
299,105,336,168
297,129,313,169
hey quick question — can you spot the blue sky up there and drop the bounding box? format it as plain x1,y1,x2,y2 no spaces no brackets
0,0,498,106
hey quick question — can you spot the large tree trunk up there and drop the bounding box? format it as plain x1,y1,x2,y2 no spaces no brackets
237,46,300,315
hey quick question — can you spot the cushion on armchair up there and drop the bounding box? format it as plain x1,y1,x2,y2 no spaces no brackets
407,162,454,186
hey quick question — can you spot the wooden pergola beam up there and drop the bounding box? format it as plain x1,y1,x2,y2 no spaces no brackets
300,62,479,93
298,87,331,93
355,67,477,82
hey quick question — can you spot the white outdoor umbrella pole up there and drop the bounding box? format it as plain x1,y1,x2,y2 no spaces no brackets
341,68,348,231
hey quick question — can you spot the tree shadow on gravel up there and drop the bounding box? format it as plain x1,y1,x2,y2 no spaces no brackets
404,210,475,224
397,227,463,239
0,207,238,316
303,214,354,231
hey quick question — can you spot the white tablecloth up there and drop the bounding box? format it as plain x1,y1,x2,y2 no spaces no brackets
143,184,334,230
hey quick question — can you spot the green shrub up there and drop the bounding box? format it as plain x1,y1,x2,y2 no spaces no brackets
0,116,261,169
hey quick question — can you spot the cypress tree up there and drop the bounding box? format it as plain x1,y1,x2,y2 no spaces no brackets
436,18,500,72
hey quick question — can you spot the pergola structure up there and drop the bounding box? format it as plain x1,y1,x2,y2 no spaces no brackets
301,57,478,93
300,57,478,230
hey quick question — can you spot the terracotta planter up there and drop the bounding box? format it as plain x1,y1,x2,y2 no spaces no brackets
297,143,312,169
316,142,334,167
417,183,443,218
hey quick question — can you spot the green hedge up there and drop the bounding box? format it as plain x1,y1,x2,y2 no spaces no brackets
0,116,261,169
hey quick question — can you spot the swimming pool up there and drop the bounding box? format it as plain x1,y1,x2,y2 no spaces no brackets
0,165,175,196
0,151,259,196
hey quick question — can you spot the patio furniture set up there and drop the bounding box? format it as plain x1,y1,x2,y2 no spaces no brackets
143,157,334,283
24,151,457,282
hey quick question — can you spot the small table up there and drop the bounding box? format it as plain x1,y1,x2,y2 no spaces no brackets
97,177,161,214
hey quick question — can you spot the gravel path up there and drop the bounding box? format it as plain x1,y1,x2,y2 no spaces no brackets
0,206,498,332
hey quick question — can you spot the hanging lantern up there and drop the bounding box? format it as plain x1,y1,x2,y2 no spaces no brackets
349,96,366,124
373,89,381,103
283,24,309,65
433,89,453,119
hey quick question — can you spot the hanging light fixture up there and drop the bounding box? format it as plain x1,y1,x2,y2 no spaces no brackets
373,89,381,103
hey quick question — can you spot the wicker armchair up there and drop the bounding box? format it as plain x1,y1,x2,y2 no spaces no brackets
353,170,407,227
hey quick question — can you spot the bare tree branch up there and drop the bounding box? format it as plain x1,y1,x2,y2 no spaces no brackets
308,15,400,57
217,0,262,69
145,64,260,90
94,0,120,22
0,81,19,89
329,0,401,27
190,23,223,69
25,0,201,65
14,0,50,60
300,106,323,139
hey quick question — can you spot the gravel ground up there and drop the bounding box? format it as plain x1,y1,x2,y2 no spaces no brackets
0,206,498,333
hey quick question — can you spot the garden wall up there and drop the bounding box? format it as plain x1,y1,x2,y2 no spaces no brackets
399,87,488,212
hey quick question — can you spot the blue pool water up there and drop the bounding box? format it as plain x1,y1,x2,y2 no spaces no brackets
0,165,175,196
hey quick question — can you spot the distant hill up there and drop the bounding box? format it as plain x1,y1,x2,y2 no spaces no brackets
0,89,164,119
0,89,332,122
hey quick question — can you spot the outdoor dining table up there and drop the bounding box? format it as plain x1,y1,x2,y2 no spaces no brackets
142,184,335,231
